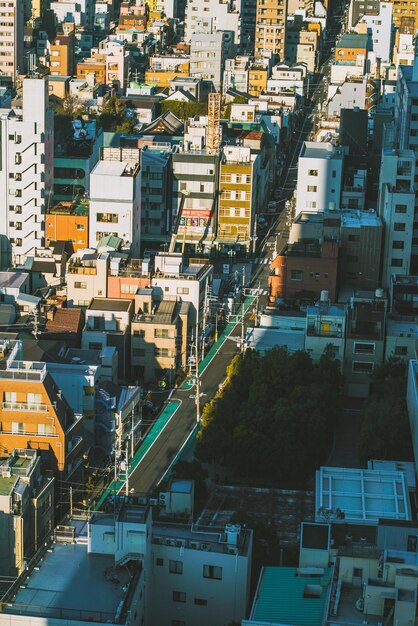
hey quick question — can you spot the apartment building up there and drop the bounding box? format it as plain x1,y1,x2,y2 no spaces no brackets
285,24,319,73
151,253,213,327
0,340,86,477
270,240,339,302
82,297,133,381
248,62,269,95
0,77,53,266
217,145,261,252
223,56,250,93
392,0,418,33
66,249,109,306
46,198,89,251
396,52,418,271
0,448,54,577
378,149,416,287
295,142,344,218
139,143,171,246
171,144,219,252
184,0,240,45
50,0,94,27
145,54,190,88
0,0,24,82
131,289,190,382
89,147,141,257
339,210,382,288
190,31,225,91
305,302,346,364
334,32,368,65
348,0,392,64
345,290,387,397
49,27,75,77
255,0,287,61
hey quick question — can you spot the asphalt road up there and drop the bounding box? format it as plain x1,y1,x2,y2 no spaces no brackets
129,327,242,494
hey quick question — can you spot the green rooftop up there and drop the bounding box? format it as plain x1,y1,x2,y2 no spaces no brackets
11,455,31,469
250,567,332,626
337,33,368,48
0,475,18,496
48,199,89,216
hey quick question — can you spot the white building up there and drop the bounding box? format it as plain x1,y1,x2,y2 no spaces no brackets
295,142,344,218
394,33,414,67
185,0,240,46
0,504,252,626
66,249,109,307
0,77,54,266
0,271,30,303
378,149,415,288
151,253,213,327
305,302,346,365
349,0,393,64
190,31,225,91
329,61,364,85
267,62,306,96
223,56,249,93
0,0,23,81
89,147,141,256
50,0,94,27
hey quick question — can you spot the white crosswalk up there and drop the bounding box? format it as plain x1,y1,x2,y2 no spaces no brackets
253,258,270,266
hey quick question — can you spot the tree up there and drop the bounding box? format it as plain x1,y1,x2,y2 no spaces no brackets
358,358,412,463
52,94,84,117
196,347,343,485
160,99,208,121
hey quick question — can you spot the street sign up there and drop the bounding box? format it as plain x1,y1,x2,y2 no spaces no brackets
223,264,230,274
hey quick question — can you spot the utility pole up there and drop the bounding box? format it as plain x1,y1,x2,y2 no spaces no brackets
201,280,208,361
125,443,129,497
70,486,73,515
195,317,200,424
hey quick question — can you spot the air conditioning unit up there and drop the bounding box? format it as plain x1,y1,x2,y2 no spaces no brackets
159,492,168,506
200,543,211,551
190,541,199,549
149,497,158,506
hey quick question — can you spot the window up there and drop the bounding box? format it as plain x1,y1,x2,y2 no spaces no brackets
306,201,316,208
169,560,183,574
395,346,408,356
173,591,186,602
307,185,317,192
156,558,164,566
177,287,189,295
332,170,337,178
407,535,417,552
37,423,53,434
395,204,407,213
155,328,170,339
308,169,318,176
352,361,374,373
290,270,303,281
27,393,42,404
76,223,85,230
354,343,375,354
203,565,222,580
11,422,25,433
391,258,403,267
194,598,208,606
394,222,406,231
74,281,87,289
89,342,103,350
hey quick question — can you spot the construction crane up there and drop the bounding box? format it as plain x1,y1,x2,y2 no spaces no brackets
207,92,221,155
168,192,188,254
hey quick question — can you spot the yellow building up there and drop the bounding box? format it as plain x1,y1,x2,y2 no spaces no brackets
145,58,190,88
218,146,259,252
248,65,268,96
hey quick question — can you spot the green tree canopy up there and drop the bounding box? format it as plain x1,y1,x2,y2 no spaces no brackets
196,346,343,484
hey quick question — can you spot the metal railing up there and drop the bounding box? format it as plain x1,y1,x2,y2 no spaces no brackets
2,402,49,412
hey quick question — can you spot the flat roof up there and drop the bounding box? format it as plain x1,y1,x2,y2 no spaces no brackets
386,319,418,338
337,33,368,48
92,160,127,177
341,210,381,228
0,475,18,496
0,271,28,290
89,298,131,312
315,467,411,524
300,141,344,160
8,542,131,622
246,327,305,353
248,566,332,626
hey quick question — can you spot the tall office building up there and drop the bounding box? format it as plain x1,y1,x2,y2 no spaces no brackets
0,77,54,266
0,0,24,82
254,0,287,61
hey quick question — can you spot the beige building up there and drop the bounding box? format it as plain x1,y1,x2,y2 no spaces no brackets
0,0,24,82
285,26,319,73
0,448,54,577
131,289,190,383
255,0,287,61
66,250,109,307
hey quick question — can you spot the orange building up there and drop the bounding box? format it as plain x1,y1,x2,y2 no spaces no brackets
46,199,89,251
0,341,85,476
107,259,150,300
50,27,75,77
77,57,106,83
335,33,367,63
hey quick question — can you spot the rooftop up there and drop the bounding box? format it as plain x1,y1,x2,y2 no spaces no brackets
0,271,28,291
92,159,139,177
152,522,252,557
386,319,418,338
0,475,18,496
341,209,381,228
47,199,89,216
337,33,368,48
88,298,132,312
6,539,133,623
300,141,344,160
315,466,411,525
246,566,332,626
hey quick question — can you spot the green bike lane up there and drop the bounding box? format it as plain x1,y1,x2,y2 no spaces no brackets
95,296,256,509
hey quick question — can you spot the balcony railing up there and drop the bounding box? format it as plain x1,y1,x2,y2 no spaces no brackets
0,429,59,438
0,361,47,382
2,402,49,412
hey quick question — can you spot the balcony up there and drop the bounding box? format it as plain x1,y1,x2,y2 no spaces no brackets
0,360,47,382
67,435,83,456
0,428,59,438
2,402,49,412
